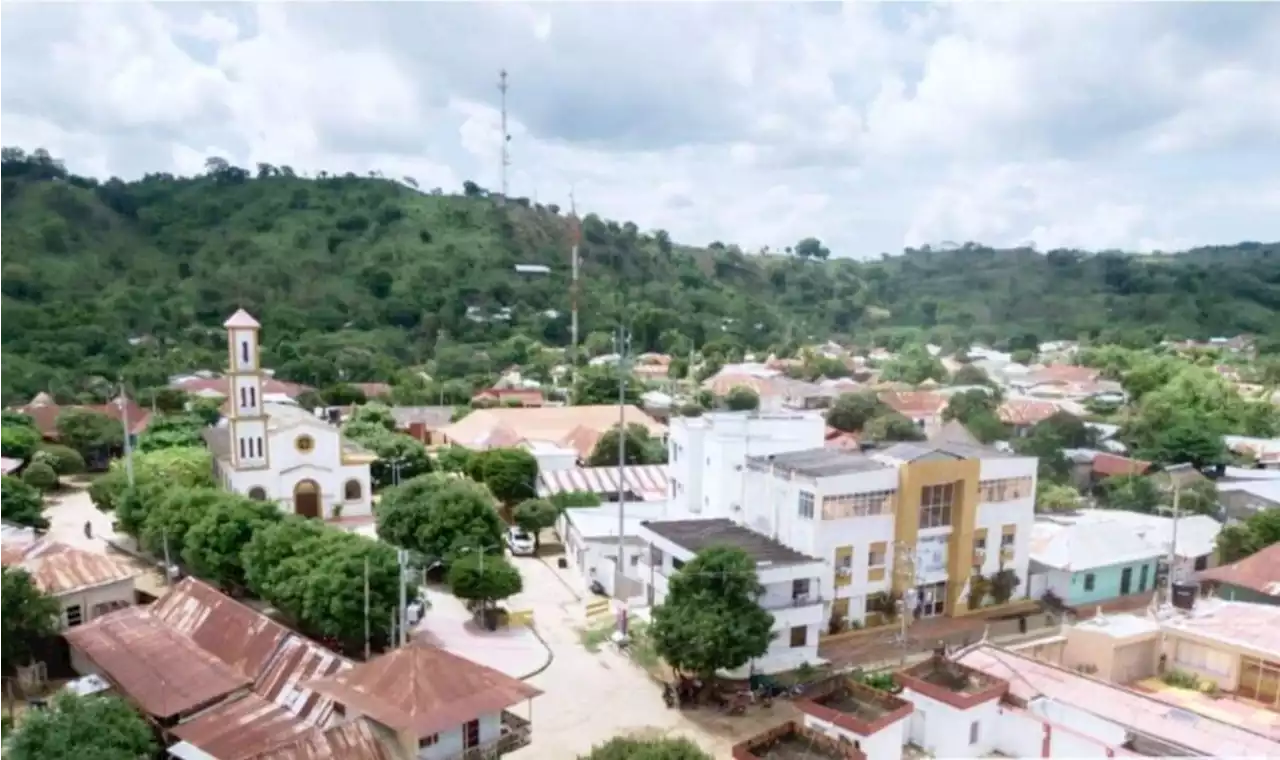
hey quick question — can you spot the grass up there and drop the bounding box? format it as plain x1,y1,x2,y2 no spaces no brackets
578,619,614,653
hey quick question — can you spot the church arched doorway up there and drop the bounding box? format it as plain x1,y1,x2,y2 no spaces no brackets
293,480,321,519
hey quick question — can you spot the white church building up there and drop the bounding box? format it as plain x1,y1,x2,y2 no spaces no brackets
203,309,376,520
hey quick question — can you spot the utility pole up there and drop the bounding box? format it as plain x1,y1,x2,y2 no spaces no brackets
162,528,173,586
364,556,371,661
119,379,134,487
893,540,918,667
615,326,632,596
569,187,580,406
397,549,409,647
498,69,510,204
1164,463,1194,606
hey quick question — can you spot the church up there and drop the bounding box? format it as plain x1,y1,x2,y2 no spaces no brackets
203,309,376,520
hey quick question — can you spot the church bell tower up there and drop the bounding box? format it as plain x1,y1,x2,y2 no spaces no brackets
224,309,268,470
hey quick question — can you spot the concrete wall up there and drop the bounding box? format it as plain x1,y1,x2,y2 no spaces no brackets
902,687,1001,758
803,712,907,760
58,579,135,630
395,711,502,760
1062,558,1159,606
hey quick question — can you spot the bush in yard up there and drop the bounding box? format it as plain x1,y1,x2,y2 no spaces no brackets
578,737,712,760
1,475,48,530
1,423,41,460
34,442,86,475
21,460,59,492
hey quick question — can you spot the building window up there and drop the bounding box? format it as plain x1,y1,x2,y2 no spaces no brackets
978,477,1033,502
790,626,808,648
418,734,439,749
821,490,898,519
240,387,248,406
1194,555,1209,571
65,605,83,628
868,545,886,570
344,479,362,501
919,482,955,529
672,558,685,571
248,487,267,500
798,491,815,519
631,554,640,567
248,387,256,407
1001,531,1015,548
1083,573,1096,591
1138,564,1149,592
792,579,811,600
295,434,315,453
1173,641,1232,677
256,437,264,458
239,438,247,459
463,719,480,749
969,721,980,745
650,546,664,566
241,340,250,364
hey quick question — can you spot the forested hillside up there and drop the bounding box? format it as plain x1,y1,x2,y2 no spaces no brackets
3,147,1278,404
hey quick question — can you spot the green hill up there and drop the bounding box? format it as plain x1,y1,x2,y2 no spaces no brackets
2,147,1278,404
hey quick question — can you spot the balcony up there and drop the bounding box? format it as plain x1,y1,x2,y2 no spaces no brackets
442,712,531,760
760,593,824,611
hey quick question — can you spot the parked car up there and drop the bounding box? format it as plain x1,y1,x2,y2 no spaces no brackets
507,526,535,556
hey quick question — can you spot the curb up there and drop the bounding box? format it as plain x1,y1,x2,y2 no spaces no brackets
519,624,556,680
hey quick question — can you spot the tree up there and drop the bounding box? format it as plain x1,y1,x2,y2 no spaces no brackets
137,413,205,451
419,479,507,562
141,486,227,559
181,495,282,590
964,411,1008,444
951,364,990,386
863,412,926,442
724,386,760,411
587,424,666,467
6,692,157,760
649,547,774,679
346,427,431,489
943,389,997,424
826,392,886,433
579,737,713,760
573,365,645,406
1123,368,1233,467
1010,348,1036,365
437,445,472,473
879,345,947,385
241,516,330,597
2,567,60,669
475,447,539,505
2,475,48,529
34,442,85,475
1035,482,1079,513
549,490,602,510
91,447,214,535
447,551,523,614
292,533,407,650
1215,508,1280,564
54,408,122,464
513,498,558,551
1098,474,1160,513
1,423,40,460
21,459,59,491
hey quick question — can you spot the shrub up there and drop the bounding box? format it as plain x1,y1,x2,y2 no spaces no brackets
35,443,86,475
21,460,59,492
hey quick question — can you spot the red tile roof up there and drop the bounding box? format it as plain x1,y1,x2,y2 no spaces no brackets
1196,543,1280,597
472,388,546,406
878,390,947,417
174,376,313,399
1091,453,1153,477
303,641,541,739
1031,364,1101,384
13,395,150,438
997,399,1059,426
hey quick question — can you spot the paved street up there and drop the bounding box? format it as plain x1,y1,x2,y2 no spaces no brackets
41,482,120,553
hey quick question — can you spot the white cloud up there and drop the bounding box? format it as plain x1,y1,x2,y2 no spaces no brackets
2,2,1278,257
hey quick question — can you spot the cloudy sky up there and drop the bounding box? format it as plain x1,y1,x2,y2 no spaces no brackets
3,2,1279,258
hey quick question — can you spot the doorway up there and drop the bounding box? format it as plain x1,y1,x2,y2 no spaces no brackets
293,480,321,519
916,581,947,619
1120,567,1133,596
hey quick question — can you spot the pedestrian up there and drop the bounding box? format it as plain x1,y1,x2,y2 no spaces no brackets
84,521,93,539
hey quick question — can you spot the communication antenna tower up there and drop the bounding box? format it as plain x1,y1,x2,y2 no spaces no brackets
499,69,511,204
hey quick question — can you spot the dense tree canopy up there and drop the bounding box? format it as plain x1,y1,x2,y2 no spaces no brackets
2,475,48,529
2,567,60,669
587,423,668,467
375,474,506,563
4,149,1277,405
6,692,157,760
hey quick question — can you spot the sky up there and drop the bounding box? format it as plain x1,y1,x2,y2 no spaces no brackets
3,2,1279,259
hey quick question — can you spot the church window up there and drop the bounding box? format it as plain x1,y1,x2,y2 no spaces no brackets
249,387,256,407
344,479,362,501
295,434,315,453
248,487,267,500
256,437,264,457
239,438,247,459
242,340,250,364
240,387,248,406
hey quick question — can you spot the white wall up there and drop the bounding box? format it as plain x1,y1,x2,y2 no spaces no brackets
903,688,1000,758
412,711,503,760
976,457,1037,599
669,413,825,520
227,421,373,518
58,579,135,630
803,713,906,760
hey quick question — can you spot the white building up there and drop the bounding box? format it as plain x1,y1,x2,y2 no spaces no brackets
205,310,376,519
637,518,827,675
667,411,825,519
1,529,137,631
736,442,1037,630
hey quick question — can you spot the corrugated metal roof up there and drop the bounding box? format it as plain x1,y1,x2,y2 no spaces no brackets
64,606,251,720
537,464,669,499
1,537,138,596
304,641,541,739
244,719,396,760
152,578,292,682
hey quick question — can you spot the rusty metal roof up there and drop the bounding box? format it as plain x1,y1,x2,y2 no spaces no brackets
152,578,292,681
11,541,138,596
64,606,251,719
244,719,396,760
304,641,542,739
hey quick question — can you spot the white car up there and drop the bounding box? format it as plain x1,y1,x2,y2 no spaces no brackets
507,527,535,556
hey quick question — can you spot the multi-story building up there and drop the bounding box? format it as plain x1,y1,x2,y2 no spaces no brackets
666,411,825,519
739,441,1037,631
